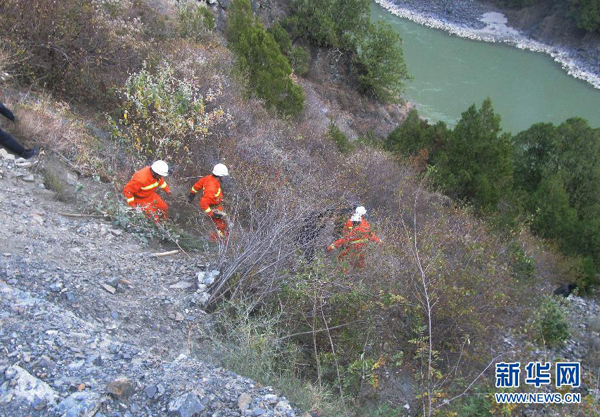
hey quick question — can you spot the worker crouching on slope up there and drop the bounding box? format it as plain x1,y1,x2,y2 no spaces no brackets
327,206,381,269
123,160,171,221
188,163,230,241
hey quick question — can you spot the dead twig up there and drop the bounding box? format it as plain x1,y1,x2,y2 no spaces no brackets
152,250,180,258
59,212,106,218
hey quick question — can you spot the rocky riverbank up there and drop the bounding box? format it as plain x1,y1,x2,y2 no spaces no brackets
373,0,600,90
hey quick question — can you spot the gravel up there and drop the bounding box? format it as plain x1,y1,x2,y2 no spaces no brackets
0,157,307,416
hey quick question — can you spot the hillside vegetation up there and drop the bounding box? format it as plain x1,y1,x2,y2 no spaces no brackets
491,0,600,33
0,0,597,416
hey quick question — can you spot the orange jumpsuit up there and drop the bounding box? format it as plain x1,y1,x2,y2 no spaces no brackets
328,218,381,268
123,166,170,220
191,174,228,240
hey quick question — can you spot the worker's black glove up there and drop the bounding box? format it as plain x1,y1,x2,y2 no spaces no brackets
187,193,195,204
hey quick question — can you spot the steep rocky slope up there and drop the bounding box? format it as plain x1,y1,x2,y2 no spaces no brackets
0,153,307,416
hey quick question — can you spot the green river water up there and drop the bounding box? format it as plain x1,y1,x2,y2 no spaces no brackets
371,1,600,134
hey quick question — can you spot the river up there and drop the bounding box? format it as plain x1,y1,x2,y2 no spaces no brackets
370,1,600,134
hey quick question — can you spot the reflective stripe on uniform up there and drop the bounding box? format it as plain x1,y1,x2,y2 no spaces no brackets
204,207,212,213
350,239,369,245
215,188,221,197
191,186,198,193
126,197,135,203
140,181,159,190
160,182,167,189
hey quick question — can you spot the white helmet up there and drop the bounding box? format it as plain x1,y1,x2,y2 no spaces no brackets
151,160,169,177
351,206,367,222
212,163,229,177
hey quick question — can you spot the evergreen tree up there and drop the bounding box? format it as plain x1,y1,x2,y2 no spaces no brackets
386,108,449,160
434,98,513,210
354,22,410,102
228,0,305,117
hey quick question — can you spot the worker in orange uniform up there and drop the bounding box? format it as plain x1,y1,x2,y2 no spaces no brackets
188,163,230,241
327,206,381,268
123,160,171,221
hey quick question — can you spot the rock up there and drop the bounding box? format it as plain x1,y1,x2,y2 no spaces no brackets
56,391,103,417
0,148,9,159
31,213,44,225
196,292,210,305
87,354,103,366
238,392,252,411
107,377,135,399
101,283,116,294
145,384,158,399
66,172,78,186
64,291,75,302
197,283,207,293
110,228,122,236
264,394,278,403
168,392,205,417
218,0,231,9
68,360,85,371
32,396,46,411
0,365,57,407
170,281,194,290
21,174,34,182
275,400,292,413
174,312,184,322
197,269,219,286
15,159,32,168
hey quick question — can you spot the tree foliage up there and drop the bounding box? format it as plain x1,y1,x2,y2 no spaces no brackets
489,0,600,33
434,99,514,210
354,22,410,102
385,108,449,160
288,0,409,102
268,22,311,76
288,0,370,49
228,0,305,117
571,0,600,32
514,118,600,289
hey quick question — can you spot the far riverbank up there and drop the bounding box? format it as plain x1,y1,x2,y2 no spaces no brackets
374,0,600,90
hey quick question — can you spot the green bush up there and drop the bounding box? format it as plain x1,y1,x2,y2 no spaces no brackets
177,1,215,41
509,244,536,282
327,120,353,154
228,0,305,117
109,62,230,160
534,296,570,347
289,46,311,76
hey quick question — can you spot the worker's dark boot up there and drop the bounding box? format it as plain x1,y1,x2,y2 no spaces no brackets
21,146,39,159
